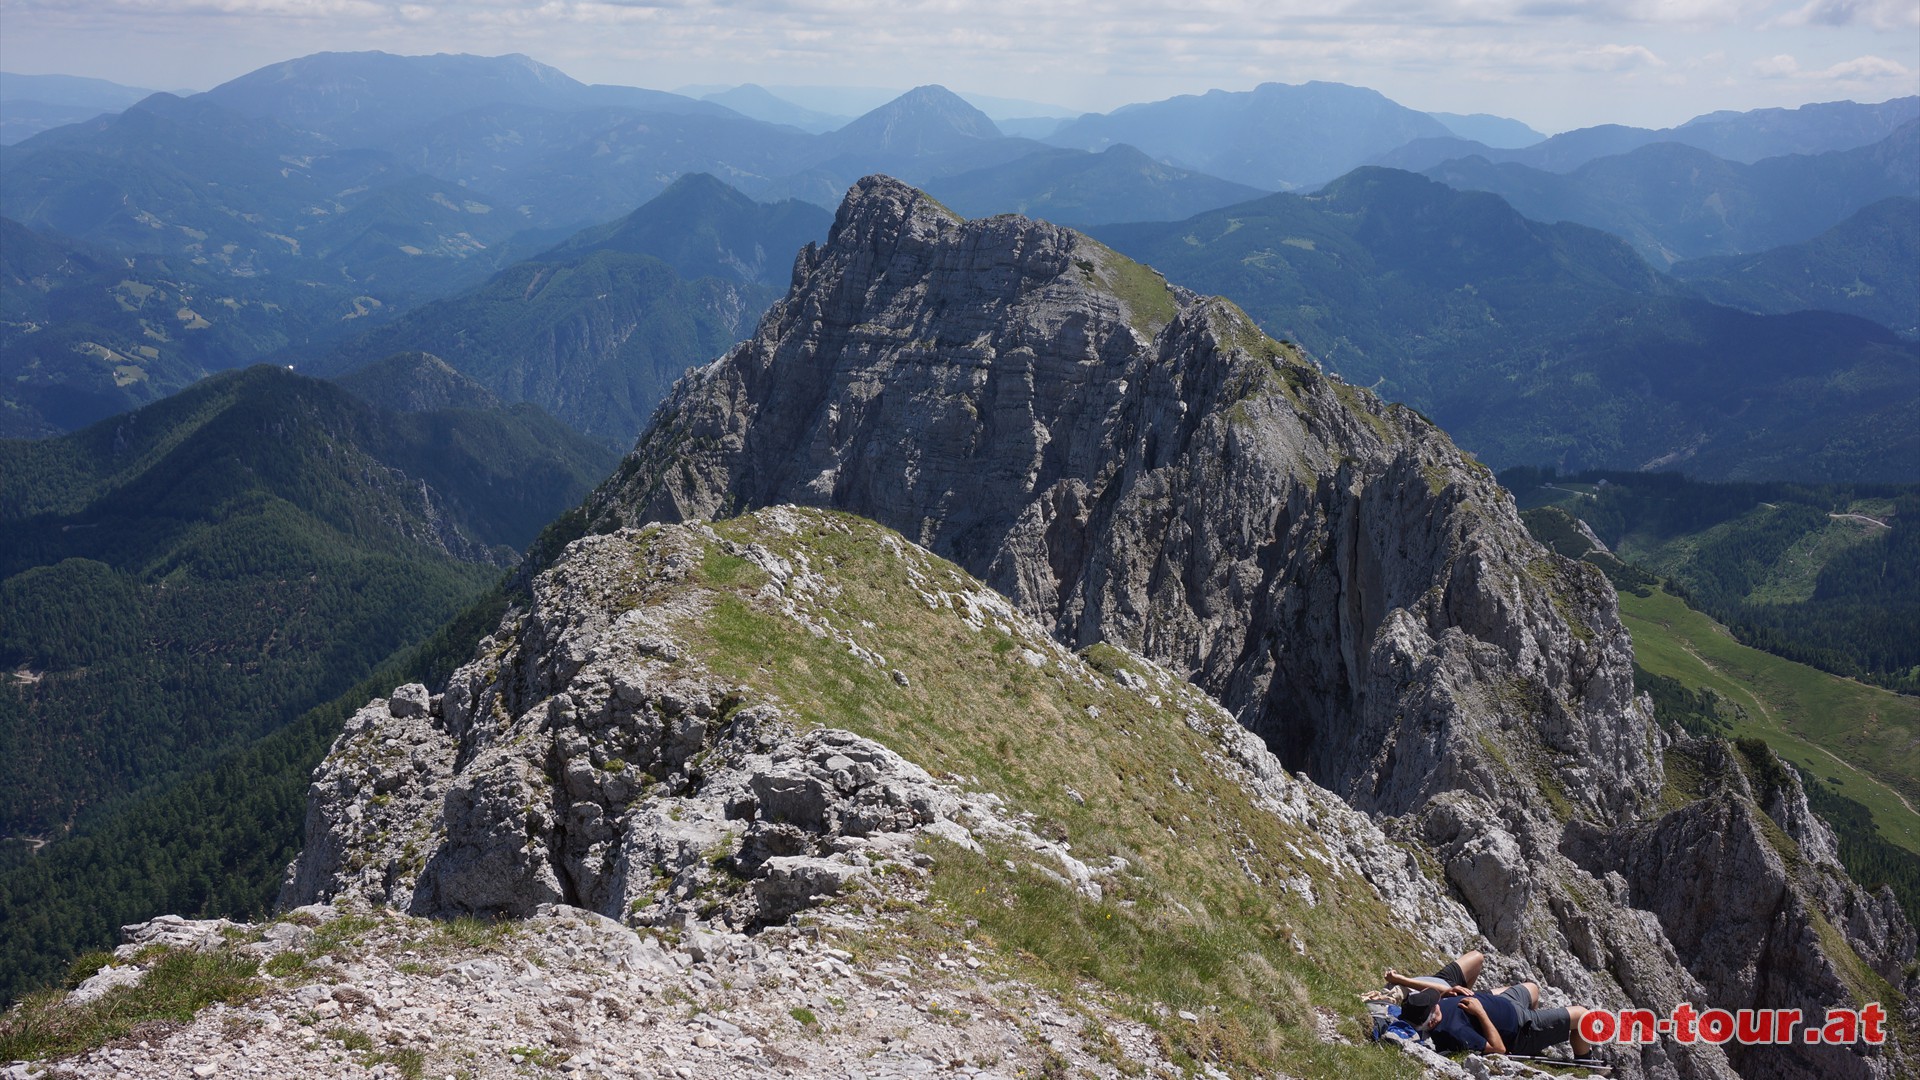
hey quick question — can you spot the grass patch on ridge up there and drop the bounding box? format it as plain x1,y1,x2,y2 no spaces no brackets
0,947,262,1062
678,509,1422,1078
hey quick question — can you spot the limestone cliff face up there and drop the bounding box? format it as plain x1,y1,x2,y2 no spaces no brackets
575,177,1914,1079
592,175,1660,831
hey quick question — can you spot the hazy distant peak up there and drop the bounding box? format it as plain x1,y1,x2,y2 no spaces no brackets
656,171,743,199
1426,110,1544,149
1677,95,1918,130
888,84,1001,129
1047,80,1450,190
833,84,1003,154
534,171,832,286
0,71,160,109
194,51,725,144
699,83,848,132
228,49,573,88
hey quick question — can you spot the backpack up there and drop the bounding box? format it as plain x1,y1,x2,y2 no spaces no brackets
1364,998,1427,1044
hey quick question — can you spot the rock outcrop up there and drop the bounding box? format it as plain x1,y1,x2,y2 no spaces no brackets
285,509,1478,951
1565,738,1916,1080
273,506,1524,1078
286,517,974,931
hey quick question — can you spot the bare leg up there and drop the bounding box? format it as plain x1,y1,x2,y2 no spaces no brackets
1567,1006,1592,1054
1456,950,1485,987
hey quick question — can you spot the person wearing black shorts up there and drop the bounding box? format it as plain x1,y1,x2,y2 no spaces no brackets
1385,949,1484,1028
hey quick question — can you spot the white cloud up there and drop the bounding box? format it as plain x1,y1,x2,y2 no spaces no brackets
1819,54,1913,79
1751,50,1914,88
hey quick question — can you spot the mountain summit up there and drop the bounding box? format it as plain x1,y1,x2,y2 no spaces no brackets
1046,80,1453,189
196,50,727,142
595,174,1659,825
829,85,1002,155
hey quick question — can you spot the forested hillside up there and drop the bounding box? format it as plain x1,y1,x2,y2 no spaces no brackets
0,365,616,841
314,175,832,442
1671,197,1919,338
1507,468,1920,694
0,584,510,1005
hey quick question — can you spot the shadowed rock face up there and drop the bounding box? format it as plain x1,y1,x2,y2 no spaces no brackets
592,174,1661,831
1566,737,1917,1080
572,176,1919,1079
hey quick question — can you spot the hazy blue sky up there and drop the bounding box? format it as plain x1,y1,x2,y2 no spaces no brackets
3,0,1915,132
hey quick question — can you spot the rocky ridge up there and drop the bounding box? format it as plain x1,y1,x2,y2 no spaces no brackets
282,504,1476,939
15,506,1690,1079
581,177,1913,1078
20,505,1531,1078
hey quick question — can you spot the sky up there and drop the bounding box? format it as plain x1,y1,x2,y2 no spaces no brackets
2,0,1916,133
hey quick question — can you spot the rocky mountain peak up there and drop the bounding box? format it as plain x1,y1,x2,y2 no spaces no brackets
595,173,1656,824
572,177,1915,1078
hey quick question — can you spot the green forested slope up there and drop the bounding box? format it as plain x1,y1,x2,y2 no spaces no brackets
318,250,778,444
1508,468,1919,693
1671,196,1919,337
0,365,616,840
317,174,831,443
0,586,510,1006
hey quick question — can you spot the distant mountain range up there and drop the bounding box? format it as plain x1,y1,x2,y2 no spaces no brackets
698,83,848,132
1672,197,1920,337
923,144,1270,226
0,72,162,144
1045,81,1455,190
1377,95,1920,174
1420,121,1920,265
1095,168,1919,481
6,49,1917,482
1425,110,1542,148
312,174,833,443
0,55,1295,438
681,83,1079,123
199,50,735,144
